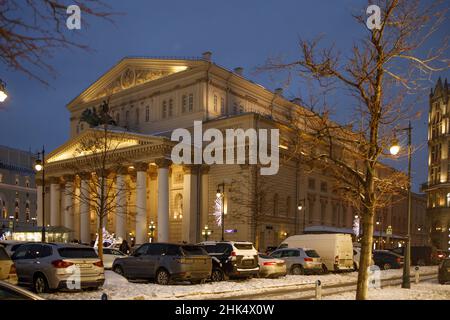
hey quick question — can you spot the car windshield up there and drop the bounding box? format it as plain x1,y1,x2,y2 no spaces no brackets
181,245,207,256
234,243,253,250
259,254,272,259
305,250,320,258
58,247,98,258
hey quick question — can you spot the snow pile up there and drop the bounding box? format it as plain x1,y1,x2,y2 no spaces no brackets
41,266,439,300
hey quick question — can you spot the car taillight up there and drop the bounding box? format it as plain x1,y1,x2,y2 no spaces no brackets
231,251,237,257
51,260,74,268
304,258,313,262
263,262,276,266
396,258,401,263
93,261,104,268
9,264,16,275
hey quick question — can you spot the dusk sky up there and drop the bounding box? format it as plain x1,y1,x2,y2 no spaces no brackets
0,0,448,192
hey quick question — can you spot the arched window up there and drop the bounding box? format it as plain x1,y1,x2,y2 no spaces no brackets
145,106,150,122
174,193,183,220
25,201,30,222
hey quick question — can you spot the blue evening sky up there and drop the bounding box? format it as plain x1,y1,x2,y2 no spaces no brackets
0,0,448,192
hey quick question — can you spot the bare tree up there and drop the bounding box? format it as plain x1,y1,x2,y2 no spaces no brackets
66,100,135,262
0,0,115,85
260,0,448,299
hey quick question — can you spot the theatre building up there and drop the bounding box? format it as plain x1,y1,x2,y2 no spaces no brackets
40,52,427,250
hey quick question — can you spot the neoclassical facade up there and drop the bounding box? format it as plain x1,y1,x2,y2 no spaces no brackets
40,52,428,250
422,78,450,251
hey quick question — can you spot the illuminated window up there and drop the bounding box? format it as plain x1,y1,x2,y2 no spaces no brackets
447,193,450,207
213,95,218,112
168,99,173,117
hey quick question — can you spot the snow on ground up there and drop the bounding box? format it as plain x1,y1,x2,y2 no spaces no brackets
325,279,450,300
41,266,439,300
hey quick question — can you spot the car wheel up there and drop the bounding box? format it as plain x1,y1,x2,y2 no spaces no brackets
353,262,358,271
291,265,304,275
211,268,225,282
383,263,391,270
322,264,328,274
155,269,171,285
113,265,125,277
33,274,49,294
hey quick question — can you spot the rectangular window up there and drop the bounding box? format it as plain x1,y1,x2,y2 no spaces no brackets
213,95,218,112
145,106,150,122
233,102,238,114
220,97,225,115
308,178,315,190
182,95,187,113
169,99,173,117
162,100,167,118
320,182,328,193
188,94,193,112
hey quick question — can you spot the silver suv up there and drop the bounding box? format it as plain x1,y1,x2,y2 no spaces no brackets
270,248,323,275
11,243,105,293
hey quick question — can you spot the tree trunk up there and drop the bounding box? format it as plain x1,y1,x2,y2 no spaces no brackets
356,206,375,300
98,217,104,263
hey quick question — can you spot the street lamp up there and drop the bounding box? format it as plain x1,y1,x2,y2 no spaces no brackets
202,225,212,241
217,183,226,241
148,221,156,243
297,198,307,233
390,121,413,289
34,146,46,243
0,80,7,103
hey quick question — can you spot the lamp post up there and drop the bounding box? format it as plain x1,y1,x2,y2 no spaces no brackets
148,221,156,243
34,146,46,243
217,183,226,241
202,225,212,241
297,198,307,233
0,79,7,103
390,121,412,289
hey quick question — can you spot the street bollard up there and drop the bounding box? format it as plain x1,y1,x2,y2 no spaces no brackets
315,280,322,300
415,266,420,284
101,293,108,300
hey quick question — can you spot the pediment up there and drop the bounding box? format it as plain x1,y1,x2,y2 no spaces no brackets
46,127,168,164
68,57,205,107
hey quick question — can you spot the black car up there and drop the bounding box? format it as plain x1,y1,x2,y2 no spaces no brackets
389,246,436,266
438,258,450,285
198,241,259,281
373,250,404,270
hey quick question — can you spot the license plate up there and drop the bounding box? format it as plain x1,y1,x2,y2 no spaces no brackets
242,260,253,266
76,263,91,268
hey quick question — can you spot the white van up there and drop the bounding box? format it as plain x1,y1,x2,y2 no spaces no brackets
279,234,354,272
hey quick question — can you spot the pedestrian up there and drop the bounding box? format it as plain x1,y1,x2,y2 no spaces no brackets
119,239,131,255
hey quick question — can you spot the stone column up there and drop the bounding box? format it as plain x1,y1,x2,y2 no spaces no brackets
135,163,148,244
63,175,74,236
156,158,171,242
115,169,127,240
79,173,91,244
36,178,43,227
200,166,210,238
50,177,61,226
182,165,198,243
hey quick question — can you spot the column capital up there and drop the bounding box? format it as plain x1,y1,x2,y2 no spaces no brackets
63,174,75,183
155,158,172,168
183,164,199,175
49,176,61,184
78,172,92,181
134,162,149,172
200,165,210,175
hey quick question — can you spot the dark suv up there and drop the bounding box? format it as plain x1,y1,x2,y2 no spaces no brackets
112,243,212,285
198,241,259,281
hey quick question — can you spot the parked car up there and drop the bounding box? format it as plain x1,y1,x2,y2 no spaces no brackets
112,243,212,285
279,234,354,272
373,250,403,270
0,241,27,257
12,242,105,293
257,254,286,278
0,246,17,284
0,280,44,300
435,250,449,264
198,241,259,281
95,248,127,269
389,246,436,266
352,247,375,271
270,248,323,275
438,258,450,285
264,246,278,255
